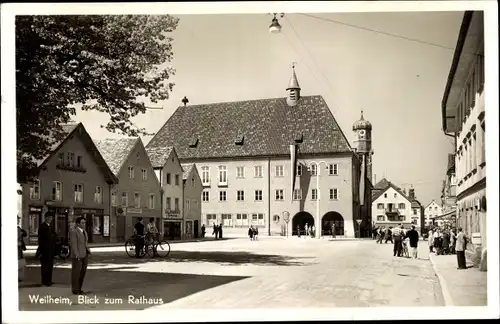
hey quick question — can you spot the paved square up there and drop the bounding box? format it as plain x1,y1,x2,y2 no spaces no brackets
19,238,444,310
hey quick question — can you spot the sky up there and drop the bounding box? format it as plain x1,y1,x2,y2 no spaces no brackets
73,11,464,207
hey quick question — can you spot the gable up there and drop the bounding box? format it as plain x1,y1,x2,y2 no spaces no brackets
146,95,353,160
94,137,139,176
372,185,411,203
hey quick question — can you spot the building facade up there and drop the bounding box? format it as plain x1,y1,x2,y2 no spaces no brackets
145,67,372,238
425,200,443,227
20,123,118,244
147,146,186,240
95,137,162,242
372,178,413,229
181,163,203,238
441,11,486,267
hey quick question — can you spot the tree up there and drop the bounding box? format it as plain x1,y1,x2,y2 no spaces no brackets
16,15,179,183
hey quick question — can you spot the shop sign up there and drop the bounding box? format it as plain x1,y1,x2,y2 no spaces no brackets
82,209,98,214
127,208,142,214
29,206,43,212
471,232,481,245
103,215,110,237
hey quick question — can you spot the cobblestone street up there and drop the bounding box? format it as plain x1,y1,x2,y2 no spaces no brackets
19,238,448,310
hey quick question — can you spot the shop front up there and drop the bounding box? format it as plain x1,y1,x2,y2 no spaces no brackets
185,220,193,239
27,205,44,244
74,208,107,243
163,210,183,240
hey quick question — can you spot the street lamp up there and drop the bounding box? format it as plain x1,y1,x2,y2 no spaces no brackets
269,13,284,33
306,160,329,239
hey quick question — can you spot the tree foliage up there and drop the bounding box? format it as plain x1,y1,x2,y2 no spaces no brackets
16,15,179,183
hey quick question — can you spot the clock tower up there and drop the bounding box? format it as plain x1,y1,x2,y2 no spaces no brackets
353,110,373,182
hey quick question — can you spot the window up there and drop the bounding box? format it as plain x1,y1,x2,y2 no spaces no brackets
222,214,232,227
134,193,141,208
128,166,135,179
191,178,195,187
201,166,210,185
273,215,280,223
258,213,265,226
394,193,397,198
377,203,384,209
166,197,171,209
329,188,339,200
74,184,83,203
149,194,155,209
186,199,190,211
275,189,284,201
202,191,209,202
77,156,83,168
254,166,263,178
30,179,40,200
175,174,180,186
275,165,284,177
377,215,384,221
141,169,147,180
67,152,74,167
50,181,62,201
255,190,263,201
237,190,245,201
329,163,339,175
413,209,417,215
236,213,248,226
206,214,217,226
311,164,317,176
218,166,227,185
236,166,245,178
94,186,103,204
384,193,388,198
111,191,117,206
398,203,406,209
121,192,128,206
166,173,171,185
297,164,302,176
312,189,318,200
58,153,64,166
293,189,302,200
175,198,179,211
219,190,227,202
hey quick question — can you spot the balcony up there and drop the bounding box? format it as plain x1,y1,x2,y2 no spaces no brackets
56,163,87,173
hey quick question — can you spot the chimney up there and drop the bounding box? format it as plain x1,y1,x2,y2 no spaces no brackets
409,188,415,201
182,96,189,107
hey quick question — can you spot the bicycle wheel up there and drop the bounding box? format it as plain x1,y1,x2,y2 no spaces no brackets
125,240,136,258
155,240,171,257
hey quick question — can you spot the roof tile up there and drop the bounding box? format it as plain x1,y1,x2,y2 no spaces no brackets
146,146,174,168
181,163,195,180
94,138,138,176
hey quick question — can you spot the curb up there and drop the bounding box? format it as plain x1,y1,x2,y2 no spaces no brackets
428,253,454,307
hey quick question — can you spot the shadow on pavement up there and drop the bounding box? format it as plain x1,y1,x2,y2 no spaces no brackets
26,250,315,267
19,266,249,311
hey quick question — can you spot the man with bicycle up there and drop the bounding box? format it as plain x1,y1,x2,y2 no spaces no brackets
133,218,145,258
146,218,159,254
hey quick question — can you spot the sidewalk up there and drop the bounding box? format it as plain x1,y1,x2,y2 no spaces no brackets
429,252,487,306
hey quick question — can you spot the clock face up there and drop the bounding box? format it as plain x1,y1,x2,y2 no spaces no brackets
359,130,366,138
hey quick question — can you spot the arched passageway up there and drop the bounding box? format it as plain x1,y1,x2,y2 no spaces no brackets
292,212,314,236
322,212,344,236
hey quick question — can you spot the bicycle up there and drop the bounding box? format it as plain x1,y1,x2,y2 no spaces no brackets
125,234,170,258
150,233,171,258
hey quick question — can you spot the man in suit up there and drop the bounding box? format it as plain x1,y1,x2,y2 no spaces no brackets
37,211,56,286
455,227,467,270
70,216,91,294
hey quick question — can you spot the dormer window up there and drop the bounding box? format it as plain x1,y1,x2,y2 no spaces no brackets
189,137,199,148
294,133,303,143
235,134,244,145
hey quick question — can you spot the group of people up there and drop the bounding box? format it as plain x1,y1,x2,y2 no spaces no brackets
374,224,420,259
248,225,259,240
297,223,316,238
132,217,160,258
374,226,395,244
212,223,224,239
428,226,468,270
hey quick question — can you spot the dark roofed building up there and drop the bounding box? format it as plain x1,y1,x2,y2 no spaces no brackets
146,66,372,239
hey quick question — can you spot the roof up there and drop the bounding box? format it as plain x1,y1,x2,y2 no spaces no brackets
146,95,353,160
36,123,80,166
181,163,195,180
94,138,139,176
352,111,372,131
146,146,174,168
411,200,422,208
371,178,411,202
287,67,300,90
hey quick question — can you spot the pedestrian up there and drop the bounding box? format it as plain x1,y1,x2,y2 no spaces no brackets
133,217,145,258
331,223,336,238
18,216,27,282
450,229,456,254
442,230,450,255
248,226,254,241
455,227,467,270
433,228,441,255
428,229,434,253
310,225,315,238
385,227,393,244
201,224,206,238
405,225,419,259
219,224,223,239
377,227,384,244
392,224,403,257
254,227,259,240
37,211,56,286
70,217,91,295
297,225,301,238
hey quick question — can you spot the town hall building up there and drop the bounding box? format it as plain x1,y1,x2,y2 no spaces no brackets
146,67,373,238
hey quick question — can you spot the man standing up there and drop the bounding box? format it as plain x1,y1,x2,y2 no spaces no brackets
405,225,420,259
70,217,91,294
133,218,145,258
37,212,56,286
392,224,403,257
201,224,206,238
455,227,467,270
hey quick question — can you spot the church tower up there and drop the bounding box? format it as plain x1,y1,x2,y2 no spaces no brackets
286,64,301,107
353,110,373,182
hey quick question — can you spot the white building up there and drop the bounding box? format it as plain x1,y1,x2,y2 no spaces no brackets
424,200,443,227
372,178,413,228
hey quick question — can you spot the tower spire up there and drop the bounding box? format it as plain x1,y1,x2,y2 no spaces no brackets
286,63,301,106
